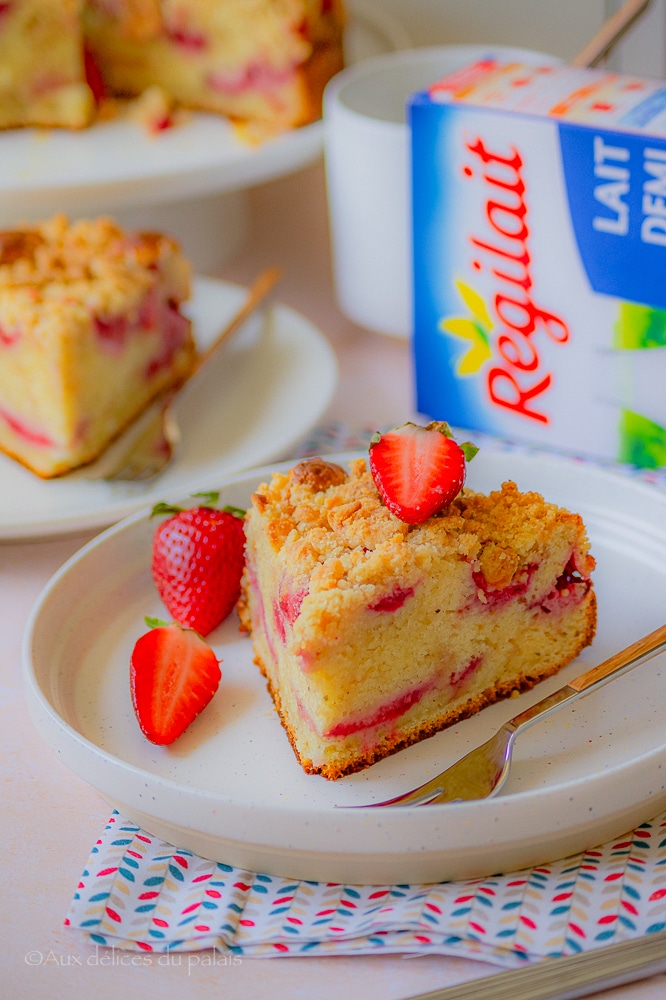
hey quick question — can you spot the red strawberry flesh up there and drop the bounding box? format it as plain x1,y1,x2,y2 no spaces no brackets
369,421,468,524
130,623,221,745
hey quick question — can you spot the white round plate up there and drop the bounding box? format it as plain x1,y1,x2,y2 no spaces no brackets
23,449,666,884
0,1,410,220
0,278,338,540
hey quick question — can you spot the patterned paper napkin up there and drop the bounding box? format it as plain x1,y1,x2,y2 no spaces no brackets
66,809,666,965
65,424,666,965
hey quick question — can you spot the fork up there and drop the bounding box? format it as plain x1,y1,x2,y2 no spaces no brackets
87,266,282,483
356,622,666,808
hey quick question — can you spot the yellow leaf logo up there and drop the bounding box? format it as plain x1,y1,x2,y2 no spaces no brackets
438,280,493,376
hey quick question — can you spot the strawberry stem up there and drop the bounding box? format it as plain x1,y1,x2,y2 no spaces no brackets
222,505,246,519
144,615,171,629
427,420,454,438
192,490,220,506
151,494,245,520
150,501,184,517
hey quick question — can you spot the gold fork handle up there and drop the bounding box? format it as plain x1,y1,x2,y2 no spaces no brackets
508,622,666,734
568,621,666,693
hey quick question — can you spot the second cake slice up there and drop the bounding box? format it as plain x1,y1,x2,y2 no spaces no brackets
0,214,195,478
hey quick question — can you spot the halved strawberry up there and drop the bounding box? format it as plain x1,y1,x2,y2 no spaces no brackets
151,493,246,637
369,421,477,524
130,621,221,745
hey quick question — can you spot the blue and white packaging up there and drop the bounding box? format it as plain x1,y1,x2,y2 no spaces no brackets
410,60,666,467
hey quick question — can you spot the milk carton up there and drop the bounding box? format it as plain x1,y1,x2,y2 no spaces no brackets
410,60,666,468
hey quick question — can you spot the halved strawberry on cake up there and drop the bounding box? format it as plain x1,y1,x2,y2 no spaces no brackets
238,423,597,780
0,214,195,478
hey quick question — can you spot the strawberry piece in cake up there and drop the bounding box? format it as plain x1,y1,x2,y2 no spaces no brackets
238,454,597,780
0,214,195,478
0,0,95,130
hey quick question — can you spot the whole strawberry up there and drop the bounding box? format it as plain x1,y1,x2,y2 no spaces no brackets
369,421,478,524
151,492,245,636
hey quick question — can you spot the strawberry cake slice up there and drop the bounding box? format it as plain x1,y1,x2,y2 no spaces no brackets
0,214,194,478
238,430,597,780
0,0,95,130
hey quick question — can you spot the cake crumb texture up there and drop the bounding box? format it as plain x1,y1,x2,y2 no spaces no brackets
0,214,194,478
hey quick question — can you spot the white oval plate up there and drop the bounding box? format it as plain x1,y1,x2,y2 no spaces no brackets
0,1,410,220
0,278,338,540
23,449,666,884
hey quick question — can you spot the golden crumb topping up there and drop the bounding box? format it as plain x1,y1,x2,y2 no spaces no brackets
0,214,181,297
289,457,348,491
248,456,595,592
0,214,190,338
0,231,45,267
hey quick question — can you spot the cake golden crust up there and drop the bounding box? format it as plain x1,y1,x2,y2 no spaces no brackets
239,457,597,780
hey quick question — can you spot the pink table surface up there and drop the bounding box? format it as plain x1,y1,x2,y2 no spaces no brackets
3,161,665,1000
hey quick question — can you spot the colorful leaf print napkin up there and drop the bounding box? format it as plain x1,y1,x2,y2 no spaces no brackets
65,810,666,965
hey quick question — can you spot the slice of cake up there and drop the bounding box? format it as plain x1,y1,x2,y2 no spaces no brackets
83,0,346,131
0,214,195,478
0,0,95,130
238,454,597,780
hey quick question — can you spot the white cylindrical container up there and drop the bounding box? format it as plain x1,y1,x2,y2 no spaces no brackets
323,45,563,338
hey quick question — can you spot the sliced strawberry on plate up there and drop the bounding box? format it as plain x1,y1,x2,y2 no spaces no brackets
151,493,246,636
369,421,477,524
130,621,221,745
